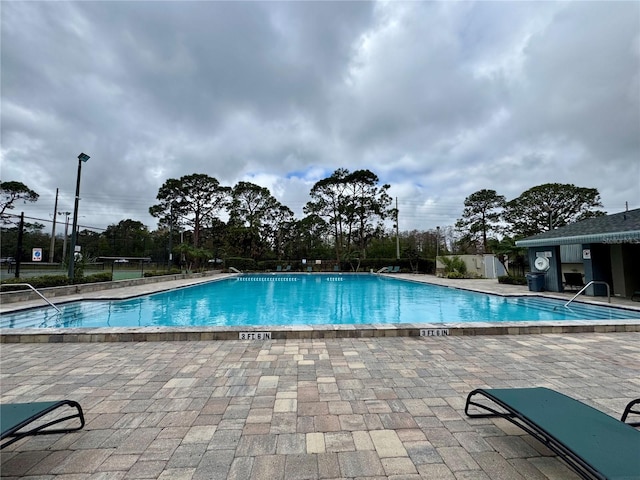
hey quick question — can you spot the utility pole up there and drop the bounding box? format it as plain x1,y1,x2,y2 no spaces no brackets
49,188,59,263
58,211,71,263
395,197,400,260
14,212,24,278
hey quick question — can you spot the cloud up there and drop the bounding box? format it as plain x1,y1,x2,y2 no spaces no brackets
1,1,638,234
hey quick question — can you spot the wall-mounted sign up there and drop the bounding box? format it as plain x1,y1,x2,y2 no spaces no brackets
582,249,591,260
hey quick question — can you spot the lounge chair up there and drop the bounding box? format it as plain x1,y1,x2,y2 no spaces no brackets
276,265,282,272
333,265,340,272
306,266,313,273
285,265,291,272
390,266,400,273
621,398,640,427
1,400,85,449
465,387,640,480
563,272,585,291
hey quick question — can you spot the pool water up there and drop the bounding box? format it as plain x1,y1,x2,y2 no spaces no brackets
2,274,639,329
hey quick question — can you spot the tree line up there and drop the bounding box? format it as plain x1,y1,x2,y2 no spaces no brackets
454,185,604,254
1,176,605,273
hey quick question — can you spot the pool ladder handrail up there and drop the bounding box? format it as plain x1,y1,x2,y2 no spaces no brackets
564,280,610,308
0,283,61,314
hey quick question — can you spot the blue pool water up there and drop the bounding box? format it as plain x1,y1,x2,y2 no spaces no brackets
2,274,639,329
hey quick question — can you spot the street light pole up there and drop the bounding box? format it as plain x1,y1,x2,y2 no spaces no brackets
68,152,90,282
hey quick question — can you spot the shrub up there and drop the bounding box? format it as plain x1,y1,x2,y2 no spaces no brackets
78,273,113,284
257,260,281,271
441,256,467,276
144,269,182,278
445,271,466,279
0,272,113,290
225,257,257,271
1,275,70,290
498,275,527,285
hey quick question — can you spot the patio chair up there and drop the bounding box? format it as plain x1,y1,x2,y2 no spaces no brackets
1,400,85,449
621,398,640,427
276,265,282,272
390,266,400,273
465,387,640,480
285,265,291,272
563,272,585,291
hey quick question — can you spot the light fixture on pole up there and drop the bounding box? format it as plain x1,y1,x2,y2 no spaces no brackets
68,152,90,282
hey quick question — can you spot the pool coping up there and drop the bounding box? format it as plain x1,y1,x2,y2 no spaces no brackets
2,273,640,342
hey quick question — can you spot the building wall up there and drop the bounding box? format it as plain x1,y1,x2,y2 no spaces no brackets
610,244,626,297
527,246,562,292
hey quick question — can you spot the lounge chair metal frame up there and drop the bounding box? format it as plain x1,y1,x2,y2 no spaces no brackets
621,398,640,427
465,388,640,480
1,400,85,449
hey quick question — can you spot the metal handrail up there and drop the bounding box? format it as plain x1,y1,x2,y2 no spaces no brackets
564,280,610,308
0,283,61,313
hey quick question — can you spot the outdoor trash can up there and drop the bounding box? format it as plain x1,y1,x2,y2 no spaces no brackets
526,272,546,292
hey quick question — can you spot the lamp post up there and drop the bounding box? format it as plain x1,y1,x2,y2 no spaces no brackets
68,152,90,282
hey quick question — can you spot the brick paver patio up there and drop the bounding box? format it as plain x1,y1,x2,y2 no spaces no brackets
1,332,639,479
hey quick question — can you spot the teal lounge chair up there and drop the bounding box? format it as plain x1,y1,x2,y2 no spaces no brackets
1,401,85,449
276,265,282,272
390,266,400,273
465,388,640,480
621,398,640,427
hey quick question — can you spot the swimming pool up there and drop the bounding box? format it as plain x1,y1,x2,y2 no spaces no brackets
2,274,640,330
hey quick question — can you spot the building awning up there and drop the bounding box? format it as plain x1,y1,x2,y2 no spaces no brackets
516,230,640,247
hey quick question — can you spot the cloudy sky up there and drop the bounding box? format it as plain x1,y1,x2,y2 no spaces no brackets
2,1,639,234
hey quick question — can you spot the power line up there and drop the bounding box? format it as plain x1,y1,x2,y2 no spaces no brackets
2,213,106,232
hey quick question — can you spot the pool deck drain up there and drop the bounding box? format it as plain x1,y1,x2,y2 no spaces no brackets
2,273,640,343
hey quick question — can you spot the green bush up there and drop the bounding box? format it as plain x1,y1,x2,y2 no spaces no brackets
441,256,467,276
225,257,257,271
1,275,70,290
445,271,466,279
78,273,113,284
143,269,182,278
257,260,282,271
498,275,527,285
0,272,114,291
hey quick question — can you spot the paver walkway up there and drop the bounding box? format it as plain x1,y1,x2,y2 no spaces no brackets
2,332,639,479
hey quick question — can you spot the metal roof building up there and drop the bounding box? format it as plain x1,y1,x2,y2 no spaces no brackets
516,208,640,298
